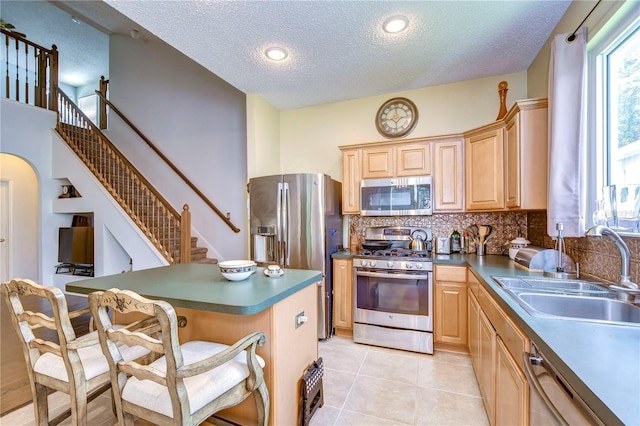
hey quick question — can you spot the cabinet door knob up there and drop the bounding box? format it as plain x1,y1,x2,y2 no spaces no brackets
0,238,5,243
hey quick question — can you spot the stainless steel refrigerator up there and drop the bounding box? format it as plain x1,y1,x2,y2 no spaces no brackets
248,173,342,339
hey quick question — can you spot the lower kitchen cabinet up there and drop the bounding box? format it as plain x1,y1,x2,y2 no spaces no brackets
478,309,496,423
495,336,528,425
468,269,529,426
332,258,353,336
434,265,468,349
468,287,480,366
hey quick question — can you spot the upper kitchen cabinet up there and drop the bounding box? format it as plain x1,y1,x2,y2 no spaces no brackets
504,98,548,210
433,137,464,212
361,146,395,179
465,124,505,211
361,142,431,179
396,142,431,177
341,148,361,214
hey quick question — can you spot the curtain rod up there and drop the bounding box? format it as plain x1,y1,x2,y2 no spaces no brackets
567,0,602,42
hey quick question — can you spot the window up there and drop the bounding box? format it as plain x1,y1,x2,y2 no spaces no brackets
588,2,640,234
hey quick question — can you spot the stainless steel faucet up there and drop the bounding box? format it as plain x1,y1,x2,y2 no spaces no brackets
585,225,640,301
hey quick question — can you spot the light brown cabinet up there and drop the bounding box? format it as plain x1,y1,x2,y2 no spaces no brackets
361,146,394,179
464,126,505,211
361,142,432,179
434,265,468,348
495,337,528,425
396,142,431,177
341,148,361,214
433,138,464,211
478,308,496,423
468,270,529,426
504,99,548,209
332,258,353,335
468,273,481,365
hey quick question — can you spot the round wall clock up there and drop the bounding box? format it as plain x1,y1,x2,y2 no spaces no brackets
375,97,419,139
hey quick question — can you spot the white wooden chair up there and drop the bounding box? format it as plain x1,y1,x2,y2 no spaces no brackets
89,288,270,426
0,278,151,425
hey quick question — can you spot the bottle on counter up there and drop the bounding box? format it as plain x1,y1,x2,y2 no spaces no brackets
451,229,461,253
463,231,470,253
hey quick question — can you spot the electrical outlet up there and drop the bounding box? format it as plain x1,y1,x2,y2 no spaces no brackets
295,311,308,329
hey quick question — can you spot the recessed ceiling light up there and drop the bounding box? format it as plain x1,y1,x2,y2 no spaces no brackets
383,16,408,34
265,47,288,61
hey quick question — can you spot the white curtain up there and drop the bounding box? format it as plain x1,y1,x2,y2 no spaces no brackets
547,27,588,238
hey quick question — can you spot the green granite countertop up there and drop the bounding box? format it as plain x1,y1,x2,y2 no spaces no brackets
444,254,639,426
66,263,323,315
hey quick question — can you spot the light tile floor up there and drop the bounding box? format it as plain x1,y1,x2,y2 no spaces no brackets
1,336,488,426
311,336,489,425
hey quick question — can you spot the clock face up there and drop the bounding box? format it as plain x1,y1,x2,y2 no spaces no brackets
375,97,418,139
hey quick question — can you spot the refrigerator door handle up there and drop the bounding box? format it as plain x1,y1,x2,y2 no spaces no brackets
283,182,290,265
276,182,283,265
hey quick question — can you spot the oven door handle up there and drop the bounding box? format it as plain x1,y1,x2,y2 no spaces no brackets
355,270,431,280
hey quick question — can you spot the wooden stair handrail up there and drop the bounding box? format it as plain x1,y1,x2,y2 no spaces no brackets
59,90,180,220
95,90,241,234
56,88,191,263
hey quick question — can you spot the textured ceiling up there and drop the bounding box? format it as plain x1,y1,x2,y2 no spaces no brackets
1,0,572,110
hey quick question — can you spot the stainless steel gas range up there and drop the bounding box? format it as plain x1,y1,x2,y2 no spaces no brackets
353,226,434,354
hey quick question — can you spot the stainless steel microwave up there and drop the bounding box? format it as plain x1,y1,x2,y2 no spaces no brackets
360,176,432,216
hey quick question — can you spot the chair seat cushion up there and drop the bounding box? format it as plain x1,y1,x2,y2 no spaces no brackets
33,328,150,382
122,340,266,418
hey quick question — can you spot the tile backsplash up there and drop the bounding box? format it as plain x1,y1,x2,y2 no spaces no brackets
348,211,639,285
348,212,529,255
527,211,639,285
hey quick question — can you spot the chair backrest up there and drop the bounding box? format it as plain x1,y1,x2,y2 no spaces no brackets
1,278,83,372
89,288,188,418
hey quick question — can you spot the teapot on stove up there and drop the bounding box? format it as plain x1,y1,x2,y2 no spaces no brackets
409,229,428,252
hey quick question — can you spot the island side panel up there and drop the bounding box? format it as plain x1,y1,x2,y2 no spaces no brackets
173,282,318,426
272,283,319,426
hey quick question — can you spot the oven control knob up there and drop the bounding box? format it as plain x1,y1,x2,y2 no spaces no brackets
387,261,394,268
406,263,413,269
370,260,377,267
361,260,369,267
416,263,424,270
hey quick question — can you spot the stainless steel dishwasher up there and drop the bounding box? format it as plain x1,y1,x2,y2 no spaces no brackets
524,341,604,425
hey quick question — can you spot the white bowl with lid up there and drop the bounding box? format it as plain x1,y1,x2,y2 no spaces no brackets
509,238,531,260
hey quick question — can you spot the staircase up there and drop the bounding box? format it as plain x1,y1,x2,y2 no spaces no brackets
177,237,217,264
56,91,216,265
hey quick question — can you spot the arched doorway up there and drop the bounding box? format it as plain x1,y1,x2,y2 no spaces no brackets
0,153,39,282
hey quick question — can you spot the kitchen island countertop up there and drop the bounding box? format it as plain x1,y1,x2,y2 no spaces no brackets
67,263,323,315
67,263,323,425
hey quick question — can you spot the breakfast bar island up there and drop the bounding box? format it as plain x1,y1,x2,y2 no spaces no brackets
67,263,323,426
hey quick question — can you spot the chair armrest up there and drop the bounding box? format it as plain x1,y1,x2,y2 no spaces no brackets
119,361,168,386
68,306,91,320
178,331,266,378
66,333,101,350
30,339,62,356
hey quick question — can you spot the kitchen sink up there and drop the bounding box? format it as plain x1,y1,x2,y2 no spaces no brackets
492,276,640,326
492,276,611,295
515,292,640,325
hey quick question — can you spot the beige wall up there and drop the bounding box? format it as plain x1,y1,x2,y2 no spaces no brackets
277,71,526,181
247,94,281,179
527,0,625,97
